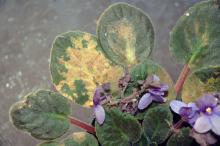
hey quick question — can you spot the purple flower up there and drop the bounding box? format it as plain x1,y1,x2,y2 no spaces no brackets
138,75,169,110
93,83,110,125
193,94,220,135
170,100,199,125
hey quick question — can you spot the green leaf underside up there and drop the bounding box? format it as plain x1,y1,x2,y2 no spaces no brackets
10,90,70,140
96,109,142,146
182,66,220,103
167,128,193,146
143,105,173,144
38,132,98,146
170,0,220,70
97,3,154,68
50,31,123,107
125,60,175,100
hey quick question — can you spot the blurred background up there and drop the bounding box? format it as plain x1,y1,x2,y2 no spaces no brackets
0,0,203,145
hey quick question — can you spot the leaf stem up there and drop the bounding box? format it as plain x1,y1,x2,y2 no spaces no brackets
173,119,184,129
68,116,96,134
174,64,190,94
168,119,184,139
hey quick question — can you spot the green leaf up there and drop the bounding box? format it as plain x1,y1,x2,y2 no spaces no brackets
64,132,98,146
135,103,158,121
96,109,142,146
10,90,71,140
170,0,220,70
133,135,149,146
133,135,158,146
143,105,172,144
126,60,175,100
167,128,193,146
38,132,98,146
38,141,59,146
50,31,123,107
182,66,220,103
97,3,154,68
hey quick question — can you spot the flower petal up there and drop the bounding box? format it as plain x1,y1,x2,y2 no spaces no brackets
194,115,211,133
160,84,169,91
210,114,220,135
102,83,110,91
94,105,105,125
214,105,220,115
179,107,192,117
93,87,103,105
170,100,187,114
188,112,199,126
149,89,164,96
152,74,160,82
196,94,218,110
152,95,166,103
188,102,199,111
138,93,153,110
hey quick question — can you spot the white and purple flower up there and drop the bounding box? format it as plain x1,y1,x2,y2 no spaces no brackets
170,100,199,125
170,94,220,136
193,94,220,135
138,75,169,110
93,83,110,125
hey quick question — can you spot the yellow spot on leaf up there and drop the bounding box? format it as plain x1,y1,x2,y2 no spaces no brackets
83,33,92,41
201,23,209,47
204,77,220,92
117,20,134,40
71,37,83,49
201,32,209,47
117,21,136,64
72,132,86,143
84,100,93,107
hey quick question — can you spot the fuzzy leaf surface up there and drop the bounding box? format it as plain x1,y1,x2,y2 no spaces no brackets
167,128,193,146
143,105,172,144
170,0,220,70
97,3,154,68
96,109,142,146
10,90,70,140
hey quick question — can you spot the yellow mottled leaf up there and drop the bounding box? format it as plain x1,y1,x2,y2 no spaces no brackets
50,31,123,107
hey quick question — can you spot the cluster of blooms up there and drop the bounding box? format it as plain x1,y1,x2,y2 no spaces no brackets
93,74,220,137
170,94,220,135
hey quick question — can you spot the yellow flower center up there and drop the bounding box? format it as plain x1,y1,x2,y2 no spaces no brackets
205,107,212,114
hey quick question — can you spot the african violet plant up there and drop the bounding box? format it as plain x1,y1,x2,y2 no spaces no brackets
9,0,220,146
